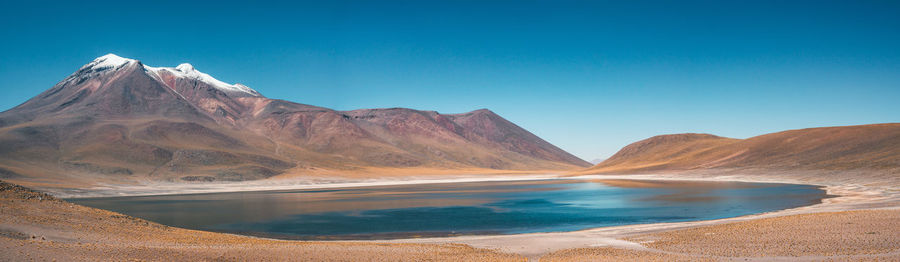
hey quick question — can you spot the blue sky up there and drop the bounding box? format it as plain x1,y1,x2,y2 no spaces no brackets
1,0,899,161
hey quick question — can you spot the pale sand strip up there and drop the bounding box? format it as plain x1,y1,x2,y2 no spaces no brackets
53,173,562,198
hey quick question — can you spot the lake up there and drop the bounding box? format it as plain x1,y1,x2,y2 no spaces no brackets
70,179,827,240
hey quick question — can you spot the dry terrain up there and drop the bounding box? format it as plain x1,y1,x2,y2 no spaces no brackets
540,247,715,262
2,119,899,260
586,123,900,174
537,209,900,261
634,209,900,259
0,180,524,261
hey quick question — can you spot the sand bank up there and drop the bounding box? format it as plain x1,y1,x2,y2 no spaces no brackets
52,173,562,198
382,169,900,259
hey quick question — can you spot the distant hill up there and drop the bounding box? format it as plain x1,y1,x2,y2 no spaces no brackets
0,54,589,187
588,124,900,173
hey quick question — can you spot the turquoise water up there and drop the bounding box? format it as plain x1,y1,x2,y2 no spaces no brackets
70,179,826,240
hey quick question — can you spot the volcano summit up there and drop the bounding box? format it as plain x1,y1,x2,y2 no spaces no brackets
0,54,589,188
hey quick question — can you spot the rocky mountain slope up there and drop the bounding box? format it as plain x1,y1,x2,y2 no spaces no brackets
589,124,900,173
0,54,589,186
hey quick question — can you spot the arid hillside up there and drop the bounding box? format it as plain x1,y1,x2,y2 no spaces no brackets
588,123,900,173
0,54,589,188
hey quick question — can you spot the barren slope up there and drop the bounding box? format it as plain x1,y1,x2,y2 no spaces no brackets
0,54,588,189
589,123,900,173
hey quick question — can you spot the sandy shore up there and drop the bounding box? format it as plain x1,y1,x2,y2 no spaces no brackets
3,168,899,261
50,173,562,198
383,169,900,260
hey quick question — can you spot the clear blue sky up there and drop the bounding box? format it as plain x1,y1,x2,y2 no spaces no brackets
2,1,899,161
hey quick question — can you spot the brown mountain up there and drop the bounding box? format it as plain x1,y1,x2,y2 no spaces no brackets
587,124,900,173
0,54,589,187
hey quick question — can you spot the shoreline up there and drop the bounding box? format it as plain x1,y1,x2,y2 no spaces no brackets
67,173,862,242
55,169,848,199
69,176,828,242
7,170,900,259
52,173,564,198
56,172,865,241
376,171,900,258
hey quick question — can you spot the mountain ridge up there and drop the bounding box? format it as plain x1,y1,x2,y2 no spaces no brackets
587,123,900,173
0,54,590,187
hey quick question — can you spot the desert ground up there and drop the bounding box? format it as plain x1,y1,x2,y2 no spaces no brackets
2,168,899,261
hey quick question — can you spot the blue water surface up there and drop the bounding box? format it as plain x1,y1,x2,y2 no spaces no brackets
70,179,826,239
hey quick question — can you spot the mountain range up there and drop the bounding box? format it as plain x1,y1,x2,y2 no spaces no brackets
588,123,900,174
3,54,896,189
0,54,590,187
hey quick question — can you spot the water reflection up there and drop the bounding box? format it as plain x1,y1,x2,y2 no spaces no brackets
71,179,826,240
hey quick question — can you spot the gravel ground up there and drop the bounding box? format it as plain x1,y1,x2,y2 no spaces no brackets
540,247,715,261
539,209,900,261
634,209,900,258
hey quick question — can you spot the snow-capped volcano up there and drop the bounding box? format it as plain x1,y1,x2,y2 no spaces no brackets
144,61,261,97
82,53,135,70
79,53,261,97
0,53,590,188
